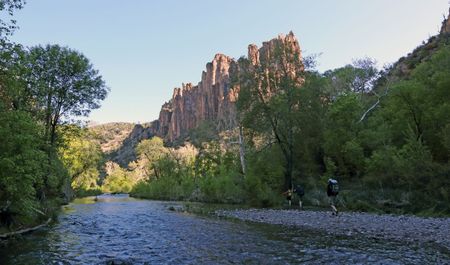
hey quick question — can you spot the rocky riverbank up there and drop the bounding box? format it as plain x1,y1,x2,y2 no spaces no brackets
215,209,450,251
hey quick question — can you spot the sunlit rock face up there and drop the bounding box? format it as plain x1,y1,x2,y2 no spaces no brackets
151,32,303,142
152,54,235,142
441,9,450,34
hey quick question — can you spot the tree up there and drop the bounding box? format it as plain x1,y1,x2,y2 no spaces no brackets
58,126,103,190
136,137,168,179
323,93,365,178
235,33,304,190
26,44,109,146
102,165,134,194
324,57,379,99
0,43,31,111
0,0,25,39
0,103,47,226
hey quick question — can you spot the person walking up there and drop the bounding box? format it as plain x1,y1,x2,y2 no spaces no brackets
327,178,339,215
282,188,293,207
293,184,305,209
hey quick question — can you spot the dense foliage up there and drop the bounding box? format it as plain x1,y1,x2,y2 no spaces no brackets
59,126,104,195
0,4,108,228
1,3,448,234
131,35,449,215
131,138,246,204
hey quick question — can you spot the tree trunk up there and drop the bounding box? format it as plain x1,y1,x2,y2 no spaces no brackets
44,92,52,143
238,125,246,175
0,218,52,239
50,114,59,147
284,142,293,190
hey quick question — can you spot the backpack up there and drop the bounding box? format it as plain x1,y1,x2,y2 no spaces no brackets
327,179,339,196
295,185,305,197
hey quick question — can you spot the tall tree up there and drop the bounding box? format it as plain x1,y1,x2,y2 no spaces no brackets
323,57,379,99
26,44,109,146
235,36,304,190
136,137,168,179
59,126,103,190
0,102,48,225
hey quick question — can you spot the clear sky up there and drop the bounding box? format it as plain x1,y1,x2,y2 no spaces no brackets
9,0,449,124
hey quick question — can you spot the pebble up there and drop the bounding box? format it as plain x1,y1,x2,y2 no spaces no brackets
215,209,450,250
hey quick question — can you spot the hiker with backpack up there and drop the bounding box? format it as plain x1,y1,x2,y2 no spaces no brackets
282,188,293,207
327,178,339,215
293,184,305,209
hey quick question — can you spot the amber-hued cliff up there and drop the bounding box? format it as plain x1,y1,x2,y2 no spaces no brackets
152,53,236,142
93,32,302,167
151,31,302,142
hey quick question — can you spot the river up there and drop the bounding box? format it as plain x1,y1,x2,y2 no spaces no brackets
0,194,448,264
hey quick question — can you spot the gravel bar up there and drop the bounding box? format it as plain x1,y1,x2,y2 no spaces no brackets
215,209,450,250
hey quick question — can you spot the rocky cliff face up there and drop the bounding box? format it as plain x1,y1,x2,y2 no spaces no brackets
94,32,303,168
152,31,302,142
440,8,450,35
153,54,236,142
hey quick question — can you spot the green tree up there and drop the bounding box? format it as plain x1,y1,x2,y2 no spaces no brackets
102,164,134,194
0,104,47,226
0,0,25,39
235,34,304,190
59,126,103,191
323,93,365,178
324,57,379,98
26,44,109,146
292,72,328,178
136,137,168,179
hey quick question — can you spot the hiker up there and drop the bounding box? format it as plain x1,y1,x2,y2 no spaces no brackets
293,184,305,209
327,178,339,215
282,188,293,207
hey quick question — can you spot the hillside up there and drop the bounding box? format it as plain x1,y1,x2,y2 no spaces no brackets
90,32,303,169
89,122,136,153
389,9,449,79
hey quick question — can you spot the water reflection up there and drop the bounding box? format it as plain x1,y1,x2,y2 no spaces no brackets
0,194,448,264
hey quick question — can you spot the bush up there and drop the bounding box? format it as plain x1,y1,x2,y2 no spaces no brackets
102,166,134,194
0,110,47,227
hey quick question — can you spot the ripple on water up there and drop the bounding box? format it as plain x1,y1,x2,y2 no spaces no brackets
0,194,449,264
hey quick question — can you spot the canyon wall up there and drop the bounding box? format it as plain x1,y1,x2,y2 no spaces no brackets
150,31,302,142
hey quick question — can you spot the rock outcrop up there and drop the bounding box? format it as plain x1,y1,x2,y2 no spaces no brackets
440,8,450,35
98,32,304,167
108,123,155,167
153,54,236,142
151,31,302,142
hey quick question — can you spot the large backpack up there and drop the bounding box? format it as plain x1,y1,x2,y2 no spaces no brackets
327,179,339,196
295,185,305,197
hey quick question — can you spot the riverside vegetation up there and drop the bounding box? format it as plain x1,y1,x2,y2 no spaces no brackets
1,2,449,236
0,1,108,232
131,22,450,216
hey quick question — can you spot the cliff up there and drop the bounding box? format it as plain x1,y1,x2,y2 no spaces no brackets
153,53,236,142
94,32,303,168
441,8,450,35
152,31,302,142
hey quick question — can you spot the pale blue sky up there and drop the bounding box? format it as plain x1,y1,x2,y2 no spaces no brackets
10,0,449,123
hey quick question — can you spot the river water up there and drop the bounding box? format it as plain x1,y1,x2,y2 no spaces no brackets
0,194,448,264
